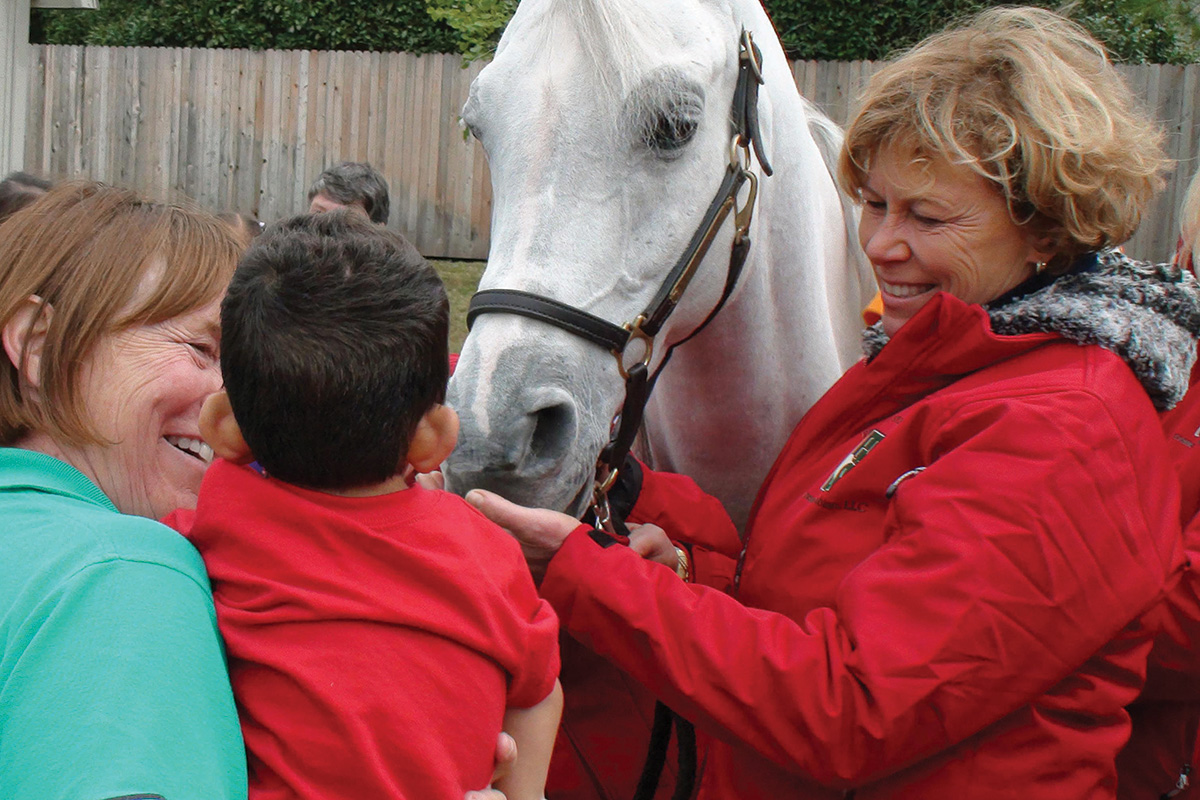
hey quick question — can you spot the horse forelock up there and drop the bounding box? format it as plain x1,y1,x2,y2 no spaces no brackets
546,0,712,100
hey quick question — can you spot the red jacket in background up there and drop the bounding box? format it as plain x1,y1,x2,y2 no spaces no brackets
1119,359,1200,799
542,293,1183,799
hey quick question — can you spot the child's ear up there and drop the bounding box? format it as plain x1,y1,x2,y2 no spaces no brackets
199,391,255,464
407,404,459,474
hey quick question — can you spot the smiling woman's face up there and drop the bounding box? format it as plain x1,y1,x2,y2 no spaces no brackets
66,294,223,519
858,146,1049,337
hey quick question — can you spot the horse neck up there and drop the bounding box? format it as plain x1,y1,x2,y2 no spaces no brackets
740,0,873,366
639,13,873,527
674,73,869,383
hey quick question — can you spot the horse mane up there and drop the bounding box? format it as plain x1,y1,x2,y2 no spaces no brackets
803,96,874,300
803,98,842,176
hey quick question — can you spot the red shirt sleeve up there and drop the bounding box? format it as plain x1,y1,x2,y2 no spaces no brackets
480,514,562,709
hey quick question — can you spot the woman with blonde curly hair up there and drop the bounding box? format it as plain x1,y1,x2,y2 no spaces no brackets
462,7,1200,798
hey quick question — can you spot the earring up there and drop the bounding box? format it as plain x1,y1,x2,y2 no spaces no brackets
1035,261,1047,275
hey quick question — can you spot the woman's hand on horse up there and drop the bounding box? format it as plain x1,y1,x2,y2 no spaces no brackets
628,523,677,567
466,489,579,581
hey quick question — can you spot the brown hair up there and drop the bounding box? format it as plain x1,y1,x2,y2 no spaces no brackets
0,181,240,445
838,6,1168,270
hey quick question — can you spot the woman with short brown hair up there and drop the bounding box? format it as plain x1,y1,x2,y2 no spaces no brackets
0,181,246,799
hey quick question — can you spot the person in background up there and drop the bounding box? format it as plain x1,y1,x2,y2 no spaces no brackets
171,210,562,800
0,181,246,800
1122,167,1200,799
217,211,265,250
464,8,1199,798
307,161,390,225
1173,168,1200,275
0,171,52,226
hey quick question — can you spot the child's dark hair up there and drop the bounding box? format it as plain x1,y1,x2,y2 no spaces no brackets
220,210,449,489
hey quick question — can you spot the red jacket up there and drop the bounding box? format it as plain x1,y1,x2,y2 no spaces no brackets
541,293,1183,799
546,470,740,800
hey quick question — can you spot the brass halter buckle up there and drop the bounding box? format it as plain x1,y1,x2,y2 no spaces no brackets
617,315,654,380
740,29,764,85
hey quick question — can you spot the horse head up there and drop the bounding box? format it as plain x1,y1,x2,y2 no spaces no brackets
445,0,872,523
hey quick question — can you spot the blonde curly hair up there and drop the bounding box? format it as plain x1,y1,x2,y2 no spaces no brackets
838,6,1168,270
1179,168,1200,272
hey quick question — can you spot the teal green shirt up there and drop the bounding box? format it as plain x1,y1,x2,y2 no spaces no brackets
0,448,247,800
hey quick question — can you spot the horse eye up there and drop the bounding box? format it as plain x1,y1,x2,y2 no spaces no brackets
644,112,698,153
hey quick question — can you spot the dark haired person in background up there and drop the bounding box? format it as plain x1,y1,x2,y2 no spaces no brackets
0,172,52,226
307,161,390,225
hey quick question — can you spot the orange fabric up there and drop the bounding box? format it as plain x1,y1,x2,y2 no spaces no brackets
862,291,883,326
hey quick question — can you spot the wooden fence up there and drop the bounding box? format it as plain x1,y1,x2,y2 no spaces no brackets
23,46,1200,262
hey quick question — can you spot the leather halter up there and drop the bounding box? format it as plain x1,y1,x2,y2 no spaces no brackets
466,29,772,532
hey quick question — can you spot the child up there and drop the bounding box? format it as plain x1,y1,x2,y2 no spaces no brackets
183,210,562,799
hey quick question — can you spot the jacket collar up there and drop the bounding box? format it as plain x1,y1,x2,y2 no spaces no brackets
0,447,118,512
863,250,1200,409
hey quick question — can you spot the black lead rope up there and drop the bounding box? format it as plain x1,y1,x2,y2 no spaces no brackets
633,704,697,800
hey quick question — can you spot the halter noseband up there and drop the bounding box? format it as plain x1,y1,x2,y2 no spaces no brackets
466,29,772,533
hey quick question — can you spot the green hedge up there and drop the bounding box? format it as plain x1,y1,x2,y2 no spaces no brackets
769,0,1198,63
31,0,1199,64
31,0,458,53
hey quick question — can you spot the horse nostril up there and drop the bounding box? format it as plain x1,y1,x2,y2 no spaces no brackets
529,401,575,462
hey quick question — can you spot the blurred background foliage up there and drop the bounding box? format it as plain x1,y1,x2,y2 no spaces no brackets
31,0,1199,64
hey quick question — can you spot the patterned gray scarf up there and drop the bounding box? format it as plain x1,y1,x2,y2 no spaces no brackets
862,250,1200,410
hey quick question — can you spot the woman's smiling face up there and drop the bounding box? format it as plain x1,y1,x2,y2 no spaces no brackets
858,146,1049,337
67,293,223,519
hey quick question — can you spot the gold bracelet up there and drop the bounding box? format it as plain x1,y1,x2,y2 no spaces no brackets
674,546,691,582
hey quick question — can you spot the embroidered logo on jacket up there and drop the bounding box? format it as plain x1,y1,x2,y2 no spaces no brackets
821,430,886,492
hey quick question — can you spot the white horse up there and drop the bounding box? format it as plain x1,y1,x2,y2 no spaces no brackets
445,0,874,530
